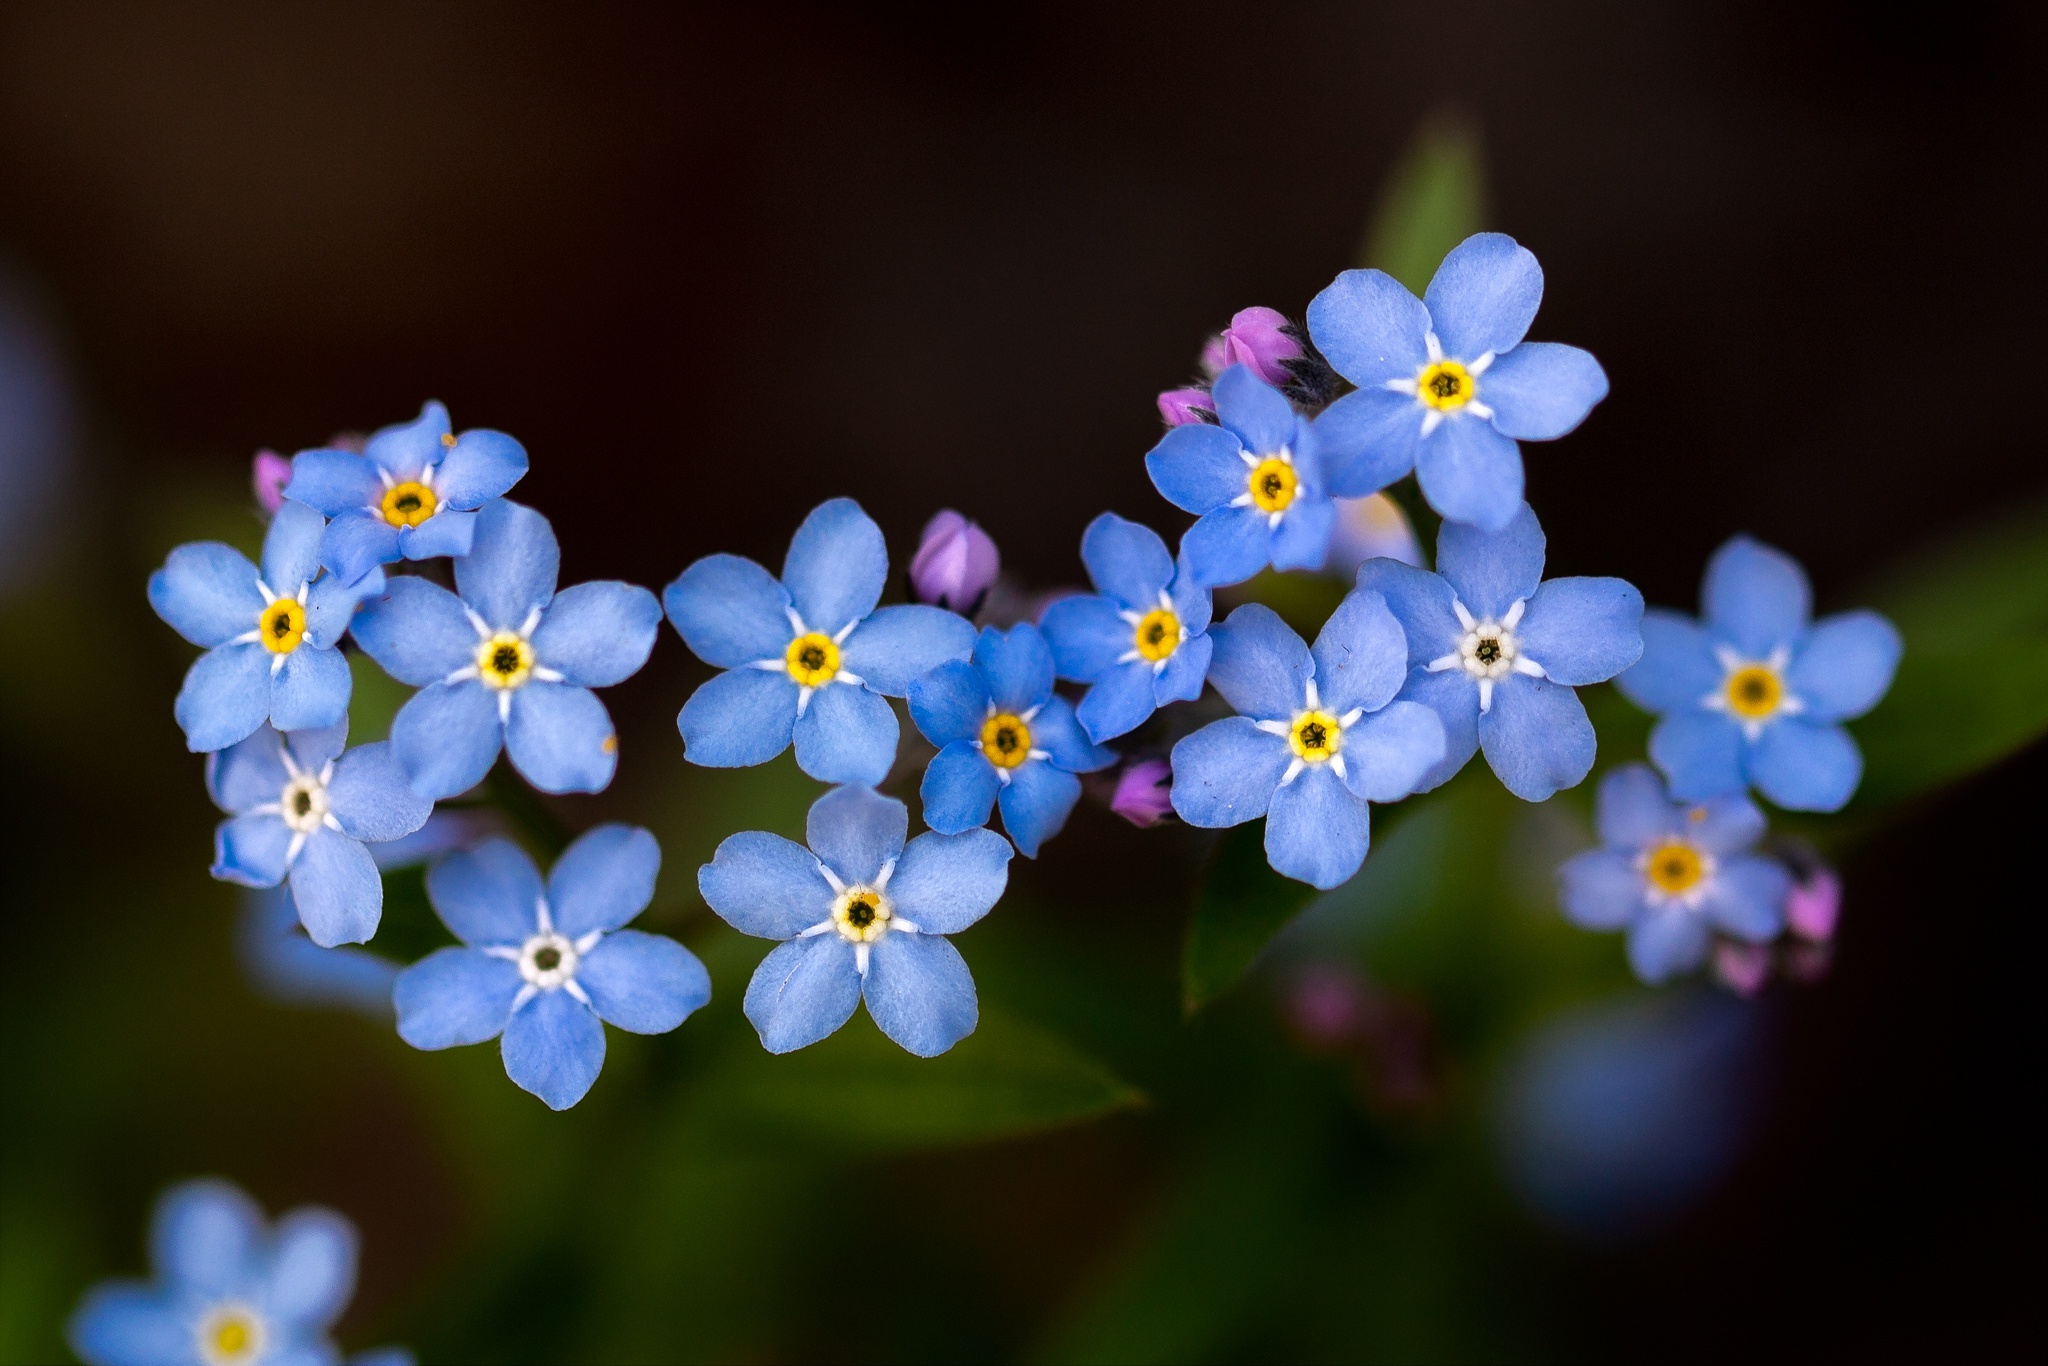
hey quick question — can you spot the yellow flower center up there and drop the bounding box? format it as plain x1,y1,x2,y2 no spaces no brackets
1645,841,1705,895
784,632,841,688
1724,664,1783,720
258,598,305,654
832,886,892,943
196,1306,265,1366
1288,709,1342,762
380,479,437,528
1416,359,1476,412
476,631,534,689
1133,607,1181,663
981,712,1032,768
1247,457,1297,514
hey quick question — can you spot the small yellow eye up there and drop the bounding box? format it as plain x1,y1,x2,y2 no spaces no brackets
476,632,534,689
784,632,841,688
1724,665,1782,720
380,480,438,528
1133,608,1180,662
1288,709,1342,762
257,599,305,654
980,712,1032,768
1644,842,1704,894
1415,359,1475,411
832,885,893,942
1247,457,1297,514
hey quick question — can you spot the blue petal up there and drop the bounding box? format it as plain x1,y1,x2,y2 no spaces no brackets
1478,675,1596,802
575,929,710,1034
1337,699,1445,802
1701,536,1810,658
1481,342,1608,440
433,428,528,509
1422,232,1543,360
398,506,476,562
300,562,384,650
1076,661,1158,743
268,643,352,733
350,578,474,687
973,623,1055,713
506,682,617,794
1144,421,1248,515
1169,567,1213,635
1206,603,1311,721
318,509,403,585
920,741,1001,835
1557,849,1645,929
1399,666,1482,793
1746,718,1861,812
363,400,449,480
286,719,350,771
1310,587,1408,716
455,499,560,631
395,947,521,1047
1168,717,1290,827
1594,764,1679,849
886,828,1012,934
67,1284,187,1366
289,826,383,946
1615,609,1721,714
806,783,909,886
1707,854,1790,941
1354,558,1461,666
1265,764,1371,889
1786,611,1900,722
149,542,262,647
549,824,660,938
240,885,398,1017
699,831,835,939
1685,791,1769,856
792,681,898,787
1212,364,1295,455
283,447,380,515
677,668,798,769
1650,711,1746,803
262,499,328,593
207,725,289,813
1269,494,1337,573
1041,594,1132,683
501,989,606,1110
1155,631,1212,705
1626,906,1712,984
530,581,659,687
1415,417,1524,533
839,605,976,696
864,932,979,1057
1305,267,1431,387
390,680,502,800
996,760,1082,857
1180,504,1273,589
214,812,290,887
744,934,862,1053
1436,500,1546,618
782,497,886,636
175,642,272,753
150,1179,264,1295
662,554,794,669
1517,577,1644,686
1030,693,1114,772
906,659,990,748
1080,512,1174,610
1312,386,1422,498
264,1207,358,1331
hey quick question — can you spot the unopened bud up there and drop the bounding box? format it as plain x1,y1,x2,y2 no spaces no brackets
1156,386,1217,427
909,510,999,616
1108,758,1174,828
252,450,292,514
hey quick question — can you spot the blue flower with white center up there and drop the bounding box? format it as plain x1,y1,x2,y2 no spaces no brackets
1307,232,1610,532
149,500,386,753
1616,535,1901,812
699,784,1012,1056
1361,502,1644,803
907,623,1115,857
1169,596,1446,889
394,825,710,1111
207,719,433,948
1039,513,1214,743
1558,764,1790,984
664,498,979,787
284,400,528,587
351,498,660,800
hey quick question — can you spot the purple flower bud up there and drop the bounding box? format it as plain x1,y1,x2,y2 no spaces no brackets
252,449,291,514
910,510,999,615
1216,306,1305,387
1785,869,1840,942
1156,386,1217,427
1198,334,1229,379
1109,758,1175,828
1323,493,1424,578
1711,940,1772,997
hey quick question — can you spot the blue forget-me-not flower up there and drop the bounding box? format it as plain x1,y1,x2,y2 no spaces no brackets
352,499,659,800
149,500,385,753
1616,535,1900,812
908,623,1115,857
1040,513,1213,743
1170,596,1446,889
394,825,710,1110
1308,233,1609,532
285,400,528,587
665,498,978,787
1361,502,1643,802
1558,763,1790,983
700,784,1012,1056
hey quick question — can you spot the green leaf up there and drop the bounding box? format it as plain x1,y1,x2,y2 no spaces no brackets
1182,821,1319,1013
1362,110,1487,292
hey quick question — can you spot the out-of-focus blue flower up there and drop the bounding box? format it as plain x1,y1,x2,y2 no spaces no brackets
1557,764,1790,983
207,720,433,947
1308,232,1609,532
1616,535,1901,812
908,623,1114,856
351,499,659,800
1322,492,1423,579
394,825,709,1110
1169,596,1445,889
665,498,977,787
0,269,71,597
149,502,386,753
1361,502,1643,802
699,785,1012,1056
284,401,528,587
1039,513,1213,743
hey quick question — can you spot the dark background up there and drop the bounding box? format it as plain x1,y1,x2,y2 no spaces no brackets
1,2,2040,1360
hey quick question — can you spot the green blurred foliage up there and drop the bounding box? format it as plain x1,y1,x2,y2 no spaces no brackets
1360,111,1487,291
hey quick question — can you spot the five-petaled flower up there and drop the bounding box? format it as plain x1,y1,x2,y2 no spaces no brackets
665,498,978,787
908,623,1115,857
352,499,659,800
149,500,385,753
1308,232,1609,533
284,400,529,587
1558,763,1790,983
394,825,710,1110
1361,502,1644,802
1169,595,1446,889
1616,535,1900,812
699,784,1012,1056
1040,513,1214,743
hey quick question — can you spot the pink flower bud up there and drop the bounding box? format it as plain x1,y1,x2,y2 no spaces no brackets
1785,869,1840,942
909,510,999,615
1156,386,1217,427
1711,941,1773,997
1108,758,1175,828
1323,493,1424,578
1216,306,1305,386
252,450,292,514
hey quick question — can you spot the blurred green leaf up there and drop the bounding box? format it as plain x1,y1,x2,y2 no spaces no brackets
346,648,409,743
1362,110,1486,292
1182,822,1319,1013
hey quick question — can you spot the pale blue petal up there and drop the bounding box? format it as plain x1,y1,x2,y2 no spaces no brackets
1305,267,1431,387
906,659,989,748
1400,666,1482,793
1557,849,1645,929
350,577,475,686
1594,764,1678,849
996,760,1082,857
807,784,909,886
395,947,521,1047
1144,421,1248,514
207,726,289,813
214,812,291,887
1029,693,1114,772
363,401,448,480
549,824,660,938
1155,631,1212,705
390,681,502,800
662,554,793,669
264,1208,357,1331
1415,416,1524,533
530,581,659,687
1517,577,1644,686
1169,717,1290,827
1786,611,1901,723
1701,536,1810,657
1269,495,1337,573
1686,791,1768,856
1205,603,1311,721
283,447,380,515
886,828,1012,934
1478,674,1596,802
262,499,328,593
286,720,350,772
176,642,272,753
1650,712,1745,803
268,644,352,733
506,682,616,794
319,509,402,586
1337,699,1445,802
455,499,560,631
1077,661,1157,743
1180,504,1273,589
67,1284,186,1366
1422,232,1543,359
864,933,979,1057
1353,559,1461,665
1626,906,1712,984
149,542,263,647
290,826,383,946
744,934,862,1053
576,930,710,1034
920,742,1001,835
1212,363,1295,455
792,681,898,787
677,668,798,769
1265,764,1371,889
326,742,433,844
1169,568,1213,635
1080,512,1175,610
973,623,1055,713
1041,594,1132,682
1312,386,1422,498
151,1179,265,1295
502,989,606,1110
1481,342,1608,440
782,497,886,637
1707,855,1790,941
840,605,977,696
699,830,836,939
433,428,527,508
397,506,476,562
1746,718,1861,812
300,562,384,650
1310,587,1408,715
1615,610,1721,714
1436,501,1546,619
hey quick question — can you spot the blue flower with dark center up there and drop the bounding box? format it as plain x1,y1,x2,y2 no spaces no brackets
207,719,433,947
394,825,710,1110
1361,502,1643,802
1558,764,1790,983
665,498,978,787
149,500,385,754
699,785,1012,1056
285,400,528,587
1039,513,1213,743
1169,596,1445,889
1616,535,1901,812
351,498,659,799
1308,233,1609,532
908,623,1115,857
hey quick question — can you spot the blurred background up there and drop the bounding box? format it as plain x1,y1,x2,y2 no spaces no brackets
1,2,2042,1361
